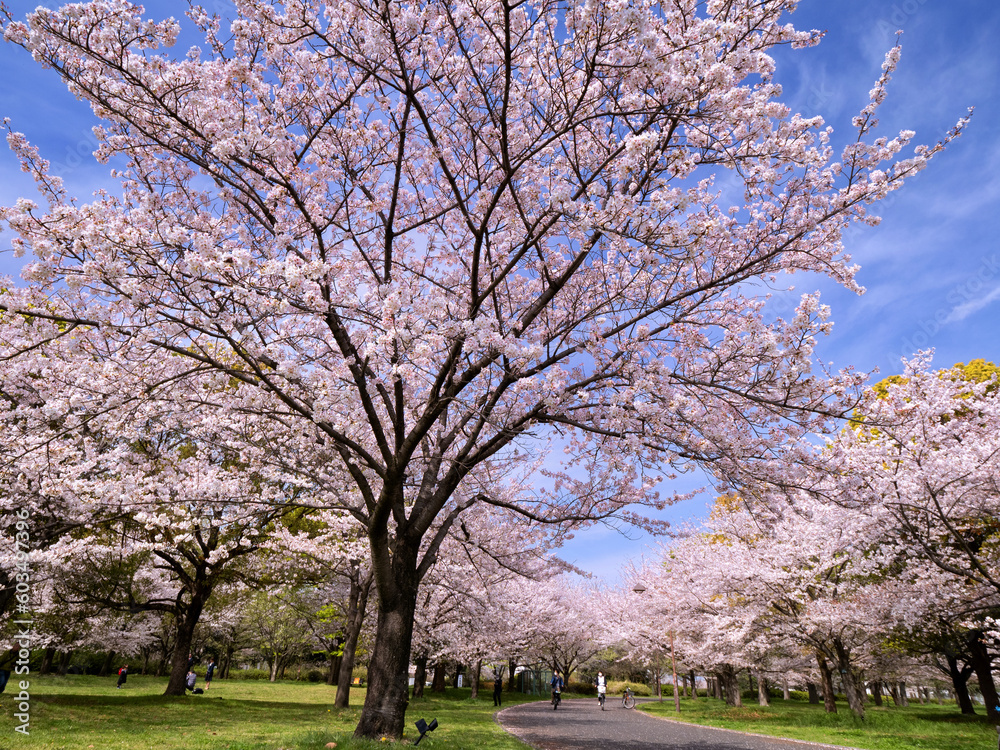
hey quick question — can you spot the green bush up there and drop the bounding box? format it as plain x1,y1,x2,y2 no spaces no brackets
307,669,324,683
224,668,273,680
608,680,652,696
567,680,596,695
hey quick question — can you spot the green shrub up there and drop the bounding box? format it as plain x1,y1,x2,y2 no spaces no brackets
224,668,273,680
609,680,652,696
567,680,596,695
307,669,324,683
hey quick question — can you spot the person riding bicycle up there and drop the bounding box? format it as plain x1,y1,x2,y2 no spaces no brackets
595,671,608,709
550,669,564,709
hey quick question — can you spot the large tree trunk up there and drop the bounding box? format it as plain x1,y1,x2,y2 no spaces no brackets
164,589,209,696
507,658,517,693
757,670,770,706
689,670,698,699
471,659,482,699
221,644,234,679
269,656,280,682
887,680,901,706
946,654,975,714
354,540,420,741
869,680,883,707
782,675,790,701
431,661,447,692
412,654,427,699
816,653,837,714
58,650,74,676
833,638,865,719
335,566,373,708
99,650,117,677
327,647,342,686
719,664,742,707
968,631,1000,723
806,681,820,704
39,647,55,676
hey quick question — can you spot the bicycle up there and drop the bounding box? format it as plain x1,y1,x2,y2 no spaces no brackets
598,688,606,710
552,688,561,710
621,686,636,709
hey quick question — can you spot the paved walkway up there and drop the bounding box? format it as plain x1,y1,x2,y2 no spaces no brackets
496,698,853,750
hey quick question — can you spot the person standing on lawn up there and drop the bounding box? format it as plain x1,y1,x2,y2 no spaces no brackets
205,658,216,691
116,664,128,689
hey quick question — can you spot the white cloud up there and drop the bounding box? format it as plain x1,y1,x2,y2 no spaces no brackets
945,284,1000,324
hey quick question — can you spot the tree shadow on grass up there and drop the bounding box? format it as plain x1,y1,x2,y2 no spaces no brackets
903,709,993,725
33,691,362,715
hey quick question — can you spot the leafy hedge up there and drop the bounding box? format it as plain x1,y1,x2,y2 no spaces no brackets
608,680,653,696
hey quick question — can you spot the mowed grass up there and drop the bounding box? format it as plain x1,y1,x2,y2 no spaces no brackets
4,676,996,750
640,694,997,750
0,674,536,750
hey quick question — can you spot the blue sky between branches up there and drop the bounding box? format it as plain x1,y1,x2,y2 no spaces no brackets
0,0,997,583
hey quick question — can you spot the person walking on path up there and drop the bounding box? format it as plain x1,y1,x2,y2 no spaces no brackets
493,675,503,707
116,664,128,689
205,658,216,691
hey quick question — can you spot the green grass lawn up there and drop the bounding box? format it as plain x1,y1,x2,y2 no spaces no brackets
640,694,998,750
0,674,536,750
3,676,996,750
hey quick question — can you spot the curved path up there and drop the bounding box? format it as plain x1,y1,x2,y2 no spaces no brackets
497,698,853,750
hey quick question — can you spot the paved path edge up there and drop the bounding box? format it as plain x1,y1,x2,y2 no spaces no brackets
493,705,542,750
494,700,864,750
640,709,863,750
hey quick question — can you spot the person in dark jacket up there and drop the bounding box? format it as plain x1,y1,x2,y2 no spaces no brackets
493,674,503,706
205,658,216,691
0,648,15,694
116,664,129,689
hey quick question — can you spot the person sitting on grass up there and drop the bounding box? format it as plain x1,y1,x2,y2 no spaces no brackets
186,670,204,694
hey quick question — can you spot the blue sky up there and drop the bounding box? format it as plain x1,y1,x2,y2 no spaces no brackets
1,1,998,583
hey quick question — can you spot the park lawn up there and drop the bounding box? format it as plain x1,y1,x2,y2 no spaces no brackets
640,694,997,750
0,675,536,750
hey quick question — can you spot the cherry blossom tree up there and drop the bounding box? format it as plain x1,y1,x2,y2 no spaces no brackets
266,511,375,706
0,0,967,737
644,493,898,717
25,410,294,695
823,357,1000,721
